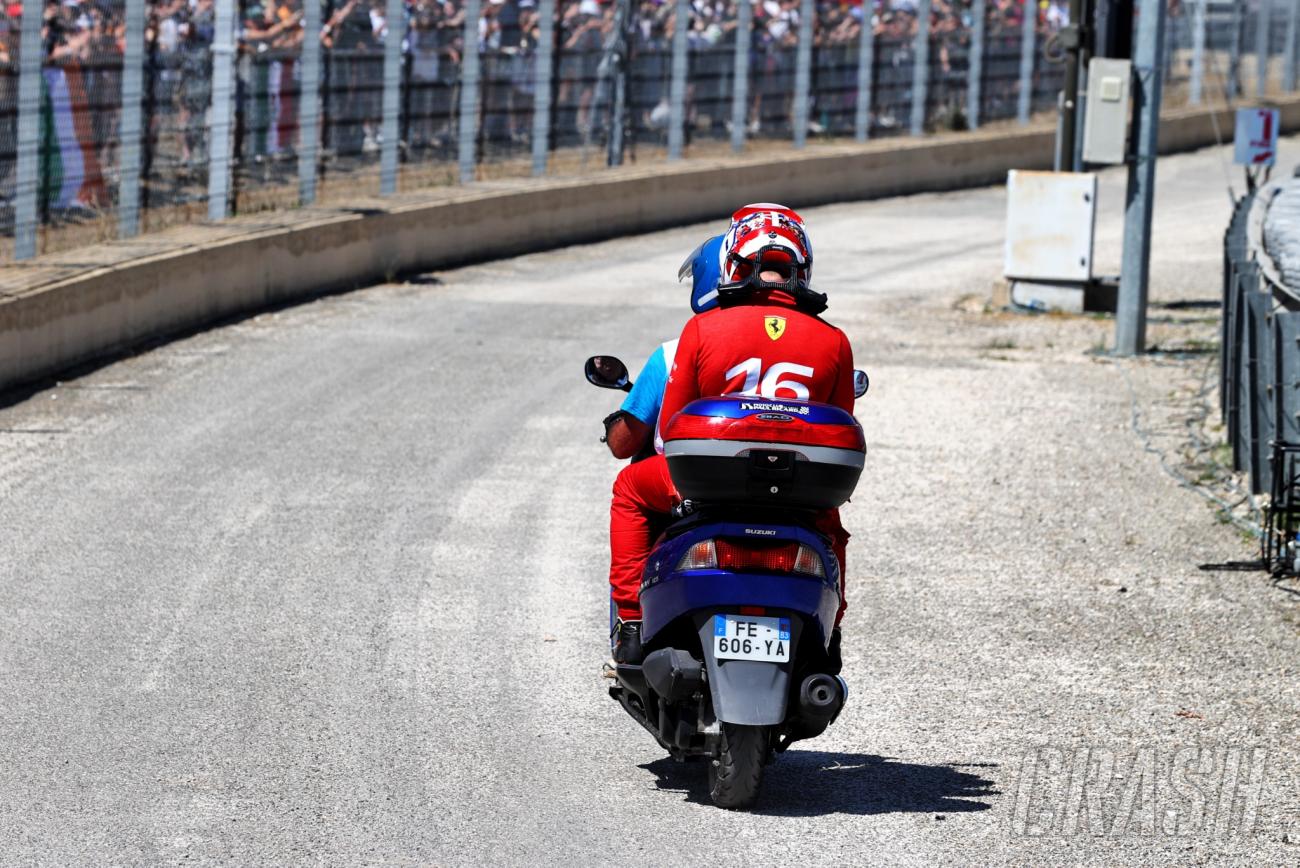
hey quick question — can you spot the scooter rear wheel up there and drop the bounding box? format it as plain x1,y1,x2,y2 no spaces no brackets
707,724,769,809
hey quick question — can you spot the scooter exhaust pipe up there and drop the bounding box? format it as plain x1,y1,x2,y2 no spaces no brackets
798,673,846,723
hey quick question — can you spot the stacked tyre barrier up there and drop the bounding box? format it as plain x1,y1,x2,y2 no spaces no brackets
1223,174,1300,575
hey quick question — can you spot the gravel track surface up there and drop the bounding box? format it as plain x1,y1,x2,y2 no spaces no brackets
1,141,1298,865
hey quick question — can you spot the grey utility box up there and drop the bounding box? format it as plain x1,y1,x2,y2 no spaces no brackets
1082,57,1132,165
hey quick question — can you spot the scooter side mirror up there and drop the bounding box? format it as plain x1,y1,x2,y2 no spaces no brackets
853,370,870,399
586,356,633,392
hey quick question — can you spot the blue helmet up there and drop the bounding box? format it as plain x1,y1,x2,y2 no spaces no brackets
677,234,725,313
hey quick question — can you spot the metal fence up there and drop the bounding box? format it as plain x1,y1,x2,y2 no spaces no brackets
1220,176,1300,573
1,0,1297,262
1168,0,1300,103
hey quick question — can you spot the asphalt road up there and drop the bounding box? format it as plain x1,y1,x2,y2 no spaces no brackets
2,141,1298,865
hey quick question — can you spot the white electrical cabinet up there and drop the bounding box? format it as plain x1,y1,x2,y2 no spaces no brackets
1004,170,1098,283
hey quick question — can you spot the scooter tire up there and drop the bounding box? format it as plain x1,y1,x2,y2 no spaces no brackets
707,724,768,809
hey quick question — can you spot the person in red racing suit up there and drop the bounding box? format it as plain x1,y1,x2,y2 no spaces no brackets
608,204,856,665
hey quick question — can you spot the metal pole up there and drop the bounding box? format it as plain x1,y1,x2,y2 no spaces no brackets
1017,0,1036,124
1073,65,1088,168
1161,1,1174,84
1070,0,1092,170
792,0,813,147
1229,1,1242,97
401,46,412,159
857,7,878,139
1284,0,1299,92
299,0,322,204
380,0,404,194
531,0,556,175
1093,0,1131,59
117,0,145,238
730,0,752,151
1190,0,1206,105
13,0,44,260
231,50,248,217
458,0,482,184
967,0,985,130
1256,0,1272,96
207,0,237,221
667,0,689,159
1056,0,1083,170
1052,91,1065,171
910,0,931,136
608,63,626,167
854,6,876,140
605,0,634,168
1116,0,1168,356
139,23,158,222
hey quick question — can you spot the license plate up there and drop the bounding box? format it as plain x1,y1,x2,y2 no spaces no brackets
712,614,791,662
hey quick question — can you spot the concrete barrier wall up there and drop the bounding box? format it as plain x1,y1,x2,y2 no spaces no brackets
4,98,1299,396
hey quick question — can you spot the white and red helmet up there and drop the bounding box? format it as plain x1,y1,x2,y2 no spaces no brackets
719,203,813,289
715,203,827,313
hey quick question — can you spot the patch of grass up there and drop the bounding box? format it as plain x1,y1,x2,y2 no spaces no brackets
1149,336,1220,356
981,337,1019,351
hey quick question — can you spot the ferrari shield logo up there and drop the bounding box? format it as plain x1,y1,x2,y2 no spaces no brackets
765,316,787,341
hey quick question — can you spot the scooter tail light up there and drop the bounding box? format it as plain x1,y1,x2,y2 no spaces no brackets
793,544,825,578
715,539,799,573
679,538,824,576
676,539,718,571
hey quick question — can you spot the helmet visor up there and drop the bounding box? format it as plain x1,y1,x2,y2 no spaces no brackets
677,239,709,283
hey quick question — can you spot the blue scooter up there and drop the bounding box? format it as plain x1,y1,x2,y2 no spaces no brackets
586,356,868,809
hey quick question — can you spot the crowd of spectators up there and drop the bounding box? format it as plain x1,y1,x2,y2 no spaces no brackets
0,0,1078,220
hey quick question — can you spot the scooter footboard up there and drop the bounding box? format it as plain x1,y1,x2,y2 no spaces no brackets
695,615,804,726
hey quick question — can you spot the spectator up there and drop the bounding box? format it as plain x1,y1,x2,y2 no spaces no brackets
0,0,1074,246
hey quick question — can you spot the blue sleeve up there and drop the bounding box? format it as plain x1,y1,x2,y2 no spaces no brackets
620,346,668,426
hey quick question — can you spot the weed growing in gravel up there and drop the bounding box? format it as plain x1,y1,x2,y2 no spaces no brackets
981,337,1019,351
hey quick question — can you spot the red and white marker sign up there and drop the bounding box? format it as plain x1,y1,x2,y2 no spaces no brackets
1234,107,1279,166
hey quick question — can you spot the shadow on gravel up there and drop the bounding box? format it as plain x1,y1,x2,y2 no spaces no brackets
1154,299,1221,310
1198,561,1300,599
1197,560,1267,571
641,752,997,816
1266,575,1300,599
